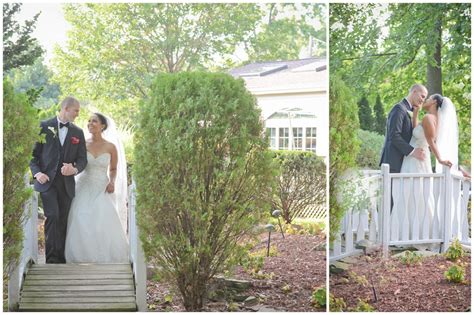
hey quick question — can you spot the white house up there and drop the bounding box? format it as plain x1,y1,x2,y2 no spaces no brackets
229,57,328,161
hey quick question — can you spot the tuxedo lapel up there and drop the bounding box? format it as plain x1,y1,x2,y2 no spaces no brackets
401,99,412,129
48,117,61,148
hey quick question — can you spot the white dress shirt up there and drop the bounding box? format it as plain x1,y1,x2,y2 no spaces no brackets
57,118,69,146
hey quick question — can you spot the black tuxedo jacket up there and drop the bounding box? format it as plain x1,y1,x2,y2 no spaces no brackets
379,98,414,173
30,117,87,198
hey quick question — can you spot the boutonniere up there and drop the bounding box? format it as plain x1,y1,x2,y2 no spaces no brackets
71,137,80,145
47,126,57,138
408,111,413,118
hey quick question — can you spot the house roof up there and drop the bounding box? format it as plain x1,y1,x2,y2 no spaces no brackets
229,57,327,94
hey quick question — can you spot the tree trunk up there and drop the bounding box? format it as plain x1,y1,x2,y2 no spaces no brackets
426,17,442,95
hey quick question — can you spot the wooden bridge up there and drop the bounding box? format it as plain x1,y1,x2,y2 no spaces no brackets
8,182,147,312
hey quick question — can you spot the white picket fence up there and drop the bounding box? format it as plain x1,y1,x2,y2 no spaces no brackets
7,181,147,311
330,164,471,261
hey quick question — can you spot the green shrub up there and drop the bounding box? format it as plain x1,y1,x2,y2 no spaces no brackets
445,239,464,262
240,254,265,274
444,265,465,283
267,150,326,224
134,72,273,311
399,251,423,266
351,299,375,312
3,79,40,281
356,129,385,169
329,76,361,241
312,286,326,307
329,294,346,312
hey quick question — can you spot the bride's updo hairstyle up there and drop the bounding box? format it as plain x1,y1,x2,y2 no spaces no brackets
94,112,108,132
431,94,443,109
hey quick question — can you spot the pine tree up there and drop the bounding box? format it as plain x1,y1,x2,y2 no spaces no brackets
357,95,374,131
3,3,44,73
373,94,386,135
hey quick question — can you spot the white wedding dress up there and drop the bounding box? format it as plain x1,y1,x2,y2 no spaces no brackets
65,151,129,263
400,124,435,250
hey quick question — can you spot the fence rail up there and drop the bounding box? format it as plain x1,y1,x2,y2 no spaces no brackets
330,164,471,262
128,180,147,312
8,184,38,311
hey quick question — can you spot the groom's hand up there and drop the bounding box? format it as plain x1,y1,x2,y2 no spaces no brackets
34,172,50,184
412,148,426,161
61,163,78,176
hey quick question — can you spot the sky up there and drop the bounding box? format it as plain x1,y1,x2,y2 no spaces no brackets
17,3,69,64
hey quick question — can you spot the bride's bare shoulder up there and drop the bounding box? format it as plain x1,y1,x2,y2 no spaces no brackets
103,141,117,154
422,113,437,124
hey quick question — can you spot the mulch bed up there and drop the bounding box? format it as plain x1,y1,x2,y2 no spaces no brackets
330,251,471,312
147,233,326,312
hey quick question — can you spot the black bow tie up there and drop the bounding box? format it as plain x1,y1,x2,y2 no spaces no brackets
60,122,70,128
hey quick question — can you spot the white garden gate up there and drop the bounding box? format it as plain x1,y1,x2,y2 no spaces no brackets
330,164,471,261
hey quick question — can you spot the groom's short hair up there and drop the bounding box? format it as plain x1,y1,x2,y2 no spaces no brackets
60,96,80,109
409,84,426,94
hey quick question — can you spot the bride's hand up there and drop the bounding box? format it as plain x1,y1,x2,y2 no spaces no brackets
439,159,452,168
105,182,115,193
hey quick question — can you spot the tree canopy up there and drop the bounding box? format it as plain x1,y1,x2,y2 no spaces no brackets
330,3,471,165
52,3,326,127
3,3,44,73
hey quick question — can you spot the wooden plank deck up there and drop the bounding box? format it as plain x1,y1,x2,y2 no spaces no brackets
18,263,137,312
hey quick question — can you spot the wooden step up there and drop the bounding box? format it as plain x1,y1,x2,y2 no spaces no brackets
21,296,136,303
19,302,137,311
19,263,137,312
24,279,134,286
27,273,133,280
21,291,135,298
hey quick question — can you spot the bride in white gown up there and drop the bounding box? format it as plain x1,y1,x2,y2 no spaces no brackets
400,94,454,249
65,113,129,263
401,94,453,173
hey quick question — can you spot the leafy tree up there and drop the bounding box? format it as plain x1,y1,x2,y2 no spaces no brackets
329,76,360,241
8,57,61,109
3,79,41,283
357,96,373,131
134,72,273,311
244,3,326,62
269,151,326,224
52,3,327,128
373,94,386,135
3,3,44,73
52,3,262,126
330,2,470,167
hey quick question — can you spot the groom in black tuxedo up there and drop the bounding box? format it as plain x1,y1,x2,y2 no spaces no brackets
30,97,87,263
380,84,427,173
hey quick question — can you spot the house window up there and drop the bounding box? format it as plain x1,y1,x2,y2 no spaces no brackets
293,127,303,150
305,127,316,153
267,128,276,149
279,128,289,149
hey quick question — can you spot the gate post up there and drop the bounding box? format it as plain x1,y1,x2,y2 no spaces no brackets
441,165,452,252
381,164,391,258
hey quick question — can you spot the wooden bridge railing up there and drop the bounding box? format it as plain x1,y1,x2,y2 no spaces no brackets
8,183,39,311
128,180,147,311
7,179,147,311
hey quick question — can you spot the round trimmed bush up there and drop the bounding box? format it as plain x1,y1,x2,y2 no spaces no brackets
269,150,326,223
